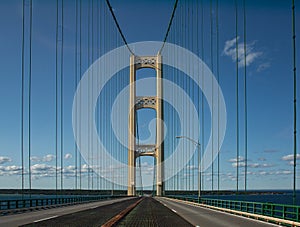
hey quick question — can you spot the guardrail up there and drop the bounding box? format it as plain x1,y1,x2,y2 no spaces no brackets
0,195,124,211
167,195,300,224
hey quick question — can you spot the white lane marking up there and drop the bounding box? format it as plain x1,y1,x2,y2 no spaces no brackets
164,198,279,227
91,201,113,209
34,215,58,223
171,209,177,213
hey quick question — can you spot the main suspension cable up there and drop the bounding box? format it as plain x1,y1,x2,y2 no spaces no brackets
105,0,134,55
159,0,179,54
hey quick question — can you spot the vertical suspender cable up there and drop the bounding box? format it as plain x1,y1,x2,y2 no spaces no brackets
216,0,220,193
188,1,191,191
87,0,91,190
183,0,186,191
176,1,179,191
74,0,78,190
182,1,184,191
243,0,248,192
55,0,59,196
60,0,64,192
101,0,105,190
292,0,297,205
21,0,25,199
179,1,183,190
186,0,189,191
28,0,33,197
97,0,101,190
103,1,107,190
109,2,112,192
172,29,175,191
91,0,94,190
210,0,214,192
201,0,204,192
235,0,239,195
196,0,201,198
177,3,181,190
79,0,82,190
191,1,195,192
96,0,99,190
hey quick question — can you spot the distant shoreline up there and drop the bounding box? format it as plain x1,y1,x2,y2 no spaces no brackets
0,189,293,196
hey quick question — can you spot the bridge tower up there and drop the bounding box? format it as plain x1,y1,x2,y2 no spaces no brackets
128,55,164,196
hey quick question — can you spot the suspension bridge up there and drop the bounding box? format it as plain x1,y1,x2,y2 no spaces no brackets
0,0,299,226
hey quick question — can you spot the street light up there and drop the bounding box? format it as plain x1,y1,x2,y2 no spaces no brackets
176,136,201,199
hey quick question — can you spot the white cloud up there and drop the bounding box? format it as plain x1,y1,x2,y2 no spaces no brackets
31,164,56,173
260,163,274,168
228,156,245,163
81,164,91,173
0,165,22,176
43,154,55,162
259,171,268,175
257,62,271,72
185,165,197,170
0,156,12,164
64,153,72,159
229,156,273,168
232,162,246,168
281,153,300,161
274,170,292,175
223,36,263,68
30,154,55,162
0,164,100,178
30,156,41,162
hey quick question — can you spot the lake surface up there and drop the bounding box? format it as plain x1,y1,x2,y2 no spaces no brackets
0,194,106,201
201,190,300,206
1,190,299,206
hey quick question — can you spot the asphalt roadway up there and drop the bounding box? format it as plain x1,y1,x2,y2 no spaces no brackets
0,197,135,227
0,197,282,227
117,197,193,226
156,197,280,227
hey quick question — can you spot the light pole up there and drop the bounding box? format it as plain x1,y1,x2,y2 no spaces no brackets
176,136,201,199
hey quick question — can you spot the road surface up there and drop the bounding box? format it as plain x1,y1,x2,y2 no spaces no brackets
156,197,280,227
0,197,135,227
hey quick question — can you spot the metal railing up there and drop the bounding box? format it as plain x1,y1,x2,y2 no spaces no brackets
0,195,124,211
167,195,300,223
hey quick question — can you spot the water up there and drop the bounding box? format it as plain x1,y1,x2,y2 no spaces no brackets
201,190,300,206
0,193,105,201
0,193,112,210
1,190,300,206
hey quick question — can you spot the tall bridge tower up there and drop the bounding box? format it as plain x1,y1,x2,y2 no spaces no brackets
128,55,164,196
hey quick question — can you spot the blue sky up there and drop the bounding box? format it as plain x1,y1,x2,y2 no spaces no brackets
0,0,299,191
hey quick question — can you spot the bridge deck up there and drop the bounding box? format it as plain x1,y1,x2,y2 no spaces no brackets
156,197,279,227
0,197,134,227
1,196,283,227
117,197,192,226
